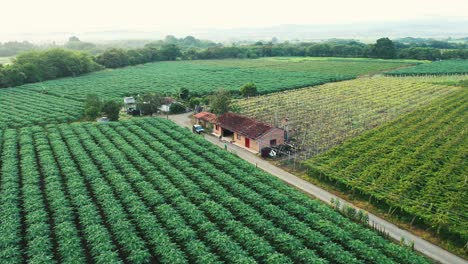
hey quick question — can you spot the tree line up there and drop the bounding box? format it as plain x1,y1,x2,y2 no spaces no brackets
1,36,468,89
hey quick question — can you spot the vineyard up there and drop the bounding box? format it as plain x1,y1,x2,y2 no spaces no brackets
0,118,429,263
385,60,468,76
303,88,468,243
236,76,462,160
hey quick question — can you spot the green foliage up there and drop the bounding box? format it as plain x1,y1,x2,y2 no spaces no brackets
209,89,231,115
159,44,181,60
178,87,190,100
101,100,122,121
188,97,202,108
237,76,462,160
0,48,101,88
23,57,413,100
83,94,103,121
0,58,418,128
137,93,163,115
240,82,257,97
304,89,468,242
369,38,396,59
386,60,468,76
83,94,121,121
95,48,130,68
0,41,35,56
0,118,430,263
169,103,186,114
0,88,83,129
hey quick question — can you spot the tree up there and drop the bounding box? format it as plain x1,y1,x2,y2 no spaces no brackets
159,44,181,60
240,82,257,97
178,87,190,100
68,36,80,42
137,93,163,115
96,48,130,68
83,94,103,121
189,97,202,108
371,38,396,59
209,89,231,115
101,100,122,121
169,103,186,114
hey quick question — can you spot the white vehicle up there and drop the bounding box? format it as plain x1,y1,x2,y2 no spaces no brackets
192,125,204,134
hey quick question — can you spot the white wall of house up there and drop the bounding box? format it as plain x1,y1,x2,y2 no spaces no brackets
159,104,171,112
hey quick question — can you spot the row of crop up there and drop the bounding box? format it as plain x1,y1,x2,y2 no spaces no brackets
43,127,123,263
304,89,468,240
138,120,414,263
111,122,326,263
104,120,332,262
26,58,406,100
150,118,428,264
0,89,82,128
385,60,468,76
124,120,406,264
55,124,187,264
70,123,230,264
308,93,466,220
86,122,269,264
236,77,461,159
18,129,56,263
104,123,313,264
0,130,23,263
31,128,88,263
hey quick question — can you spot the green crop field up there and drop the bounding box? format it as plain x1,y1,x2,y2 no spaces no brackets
0,118,429,263
0,57,415,129
0,88,83,129
303,88,468,243
385,60,468,76
21,57,415,100
236,76,462,160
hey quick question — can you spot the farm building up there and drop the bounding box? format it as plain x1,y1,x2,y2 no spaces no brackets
193,111,217,127
123,97,136,111
159,97,176,112
214,112,285,153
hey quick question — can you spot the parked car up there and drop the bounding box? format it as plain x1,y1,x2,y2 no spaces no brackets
192,124,204,134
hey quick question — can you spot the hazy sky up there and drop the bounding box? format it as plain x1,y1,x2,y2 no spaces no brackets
2,0,468,34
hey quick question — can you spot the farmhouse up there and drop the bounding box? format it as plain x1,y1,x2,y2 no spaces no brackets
214,112,285,153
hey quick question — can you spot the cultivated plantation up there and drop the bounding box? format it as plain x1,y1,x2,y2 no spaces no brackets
236,76,463,160
0,118,430,264
385,59,468,76
0,88,83,129
24,57,415,101
0,57,413,128
304,89,467,244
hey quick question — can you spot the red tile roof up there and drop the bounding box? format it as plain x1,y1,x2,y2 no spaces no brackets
217,112,279,140
194,112,217,123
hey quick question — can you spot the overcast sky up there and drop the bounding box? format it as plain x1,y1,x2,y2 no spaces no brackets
2,0,468,35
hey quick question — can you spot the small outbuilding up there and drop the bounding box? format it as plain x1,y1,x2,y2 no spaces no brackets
193,112,217,127
123,97,136,112
214,112,285,153
159,97,177,112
